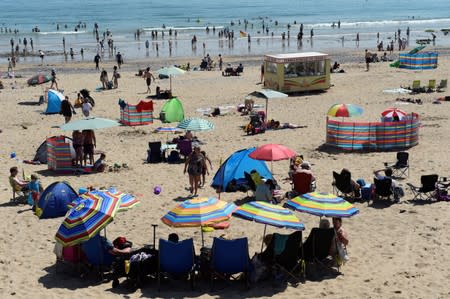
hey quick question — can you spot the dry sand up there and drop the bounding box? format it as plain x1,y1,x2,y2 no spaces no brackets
1,50,450,299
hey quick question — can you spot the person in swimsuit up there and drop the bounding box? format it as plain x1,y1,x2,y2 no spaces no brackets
72,130,84,166
112,65,119,88
184,146,207,196
82,130,96,166
142,67,155,93
60,96,75,123
50,69,58,90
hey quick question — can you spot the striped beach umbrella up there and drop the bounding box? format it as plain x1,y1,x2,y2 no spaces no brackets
327,104,364,118
233,201,304,251
27,73,52,86
161,197,236,245
285,192,359,218
177,118,215,132
69,188,140,212
55,195,120,246
154,127,183,133
381,108,407,120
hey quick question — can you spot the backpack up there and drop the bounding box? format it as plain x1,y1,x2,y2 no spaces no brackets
167,150,181,163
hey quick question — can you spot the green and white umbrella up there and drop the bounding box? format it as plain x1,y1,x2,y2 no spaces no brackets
59,117,120,131
157,66,186,93
177,118,214,132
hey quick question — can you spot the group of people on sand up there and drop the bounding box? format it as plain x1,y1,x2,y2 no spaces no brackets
71,130,106,170
99,66,120,90
183,144,212,197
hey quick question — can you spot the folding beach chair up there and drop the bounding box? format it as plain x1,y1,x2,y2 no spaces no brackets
407,174,439,201
292,172,313,195
388,151,409,178
270,231,304,284
411,80,421,93
81,234,116,279
147,141,163,163
426,79,436,92
177,139,193,160
437,79,447,92
244,171,257,192
158,238,196,291
332,171,355,199
373,178,393,201
302,228,339,274
210,237,250,290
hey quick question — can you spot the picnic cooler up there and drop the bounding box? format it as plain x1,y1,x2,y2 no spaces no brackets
120,100,154,126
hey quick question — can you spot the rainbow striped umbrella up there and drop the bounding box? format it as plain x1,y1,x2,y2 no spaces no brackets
162,197,237,245
285,192,359,218
68,188,140,212
233,201,304,251
327,104,364,118
55,195,120,246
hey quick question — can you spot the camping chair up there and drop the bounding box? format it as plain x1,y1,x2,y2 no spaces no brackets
81,234,116,278
388,151,409,178
292,172,313,195
210,237,250,290
177,139,193,160
147,141,163,163
302,228,339,274
270,231,304,284
407,174,439,201
411,80,422,93
437,79,447,92
332,171,355,199
9,179,28,203
426,79,436,92
373,178,393,201
158,238,196,291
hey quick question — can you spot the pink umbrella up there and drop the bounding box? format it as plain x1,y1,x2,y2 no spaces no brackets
381,108,408,120
249,143,296,172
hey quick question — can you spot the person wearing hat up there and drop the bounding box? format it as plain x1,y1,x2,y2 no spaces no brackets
296,161,316,191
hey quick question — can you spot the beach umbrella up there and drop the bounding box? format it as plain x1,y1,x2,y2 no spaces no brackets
177,118,214,132
249,89,288,120
27,73,52,86
157,66,186,93
55,194,121,246
249,143,296,172
381,108,407,120
69,188,140,212
233,201,305,251
327,104,364,118
154,126,183,140
161,197,237,246
59,117,120,131
285,192,359,218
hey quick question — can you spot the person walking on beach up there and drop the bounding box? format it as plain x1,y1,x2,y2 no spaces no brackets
116,52,123,69
310,28,314,39
112,65,119,89
218,54,223,71
94,53,101,70
7,58,13,73
60,96,75,123
50,69,58,90
39,50,45,65
356,33,360,47
260,63,264,84
365,49,371,71
143,67,155,93
30,38,34,51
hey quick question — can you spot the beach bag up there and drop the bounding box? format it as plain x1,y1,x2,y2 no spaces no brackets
167,150,180,163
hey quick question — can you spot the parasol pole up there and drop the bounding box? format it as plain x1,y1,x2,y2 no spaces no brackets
170,75,173,93
260,224,267,252
152,224,158,249
266,98,268,121
201,228,205,247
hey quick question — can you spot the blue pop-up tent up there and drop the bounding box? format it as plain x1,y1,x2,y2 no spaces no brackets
36,181,78,219
211,147,273,192
45,89,64,114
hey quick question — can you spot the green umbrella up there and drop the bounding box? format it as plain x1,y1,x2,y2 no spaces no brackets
177,118,214,132
59,117,120,131
157,66,186,93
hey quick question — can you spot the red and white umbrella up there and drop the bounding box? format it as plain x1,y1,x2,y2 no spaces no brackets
381,108,408,120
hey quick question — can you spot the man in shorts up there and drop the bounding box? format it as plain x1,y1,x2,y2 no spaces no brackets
142,67,156,93
82,130,96,166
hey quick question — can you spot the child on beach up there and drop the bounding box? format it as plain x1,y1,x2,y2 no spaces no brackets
93,153,107,172
27,174,43,207
82,98,92,117
200,151,213,187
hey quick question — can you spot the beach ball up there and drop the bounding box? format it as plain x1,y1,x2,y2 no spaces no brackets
153,186,161,195
10,152,16,158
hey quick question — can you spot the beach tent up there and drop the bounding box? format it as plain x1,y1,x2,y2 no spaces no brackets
36,181,78,219
33,135,73,164
211,148,273,192
45,89,64,114
160,98,184,123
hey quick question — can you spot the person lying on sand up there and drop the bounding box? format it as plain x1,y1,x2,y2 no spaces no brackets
267,119,307,130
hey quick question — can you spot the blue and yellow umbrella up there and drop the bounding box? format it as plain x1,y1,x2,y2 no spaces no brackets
68,188,140,212
55,195,120,246
285,192,359,218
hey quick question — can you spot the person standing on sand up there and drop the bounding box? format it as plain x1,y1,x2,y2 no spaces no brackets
82,130,96,166
60,96,75,123
112,65,119,89
142,67,155,93
365,49,371,71
94,53,101,70
50,68,58,90
39,50,45,65
260,63,264,84
116,51,123,69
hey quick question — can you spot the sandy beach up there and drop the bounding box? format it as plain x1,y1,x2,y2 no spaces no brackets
1,48,450,299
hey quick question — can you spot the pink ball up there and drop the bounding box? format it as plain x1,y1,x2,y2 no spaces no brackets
153,186,161,195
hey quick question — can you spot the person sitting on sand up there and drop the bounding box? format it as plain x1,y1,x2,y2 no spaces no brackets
93,153,107,172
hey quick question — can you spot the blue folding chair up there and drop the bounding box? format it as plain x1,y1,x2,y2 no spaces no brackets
158,238,196,291
210,237,250,289
81,234,116,278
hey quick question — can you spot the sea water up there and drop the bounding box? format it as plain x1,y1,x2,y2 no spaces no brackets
1,0,450,63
